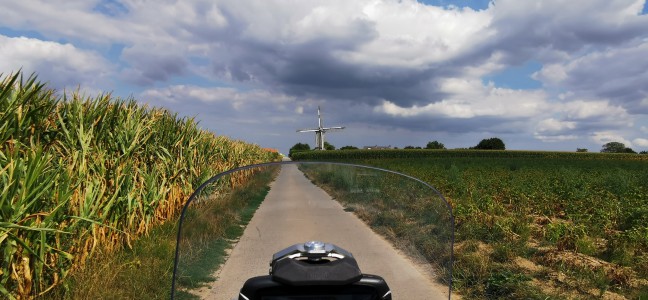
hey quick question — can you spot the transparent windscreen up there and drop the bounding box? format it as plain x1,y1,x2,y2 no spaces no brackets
172,162,453,300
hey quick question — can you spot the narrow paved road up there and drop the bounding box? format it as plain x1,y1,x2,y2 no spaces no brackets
197,164,450,299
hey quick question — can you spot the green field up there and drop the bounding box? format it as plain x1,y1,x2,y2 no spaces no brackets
293,151,648,299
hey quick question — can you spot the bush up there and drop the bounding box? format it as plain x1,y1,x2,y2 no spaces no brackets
289,143,311,157
472,138,506,150
340,145,358,150
426,140,446,149
601,142,636,153
324,141,335,150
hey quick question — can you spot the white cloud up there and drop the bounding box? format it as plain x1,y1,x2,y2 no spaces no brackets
534,134,579,142
533,63,568,84
0,1,228,45
288,3,375,44
530,100,636,143
532,118,580,143
120,45,189,86
336,1,494,68
534,40,648,112
295,106,304,114
590,131,633,147
562,100,630,121
641,126,648,134
641,97,648,107
139,85,298,112
376,78,548,118
0,2,132,43
4,0,647,88
633,138,648,147
535,118,577,133
0,35,112,88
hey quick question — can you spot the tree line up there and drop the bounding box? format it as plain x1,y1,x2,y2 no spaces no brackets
289,137,506,157
290,139,648,157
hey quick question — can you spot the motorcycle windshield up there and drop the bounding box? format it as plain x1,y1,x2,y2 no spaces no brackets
172,162,454,299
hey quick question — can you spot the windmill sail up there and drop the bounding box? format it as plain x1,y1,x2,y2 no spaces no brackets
297,106,345,150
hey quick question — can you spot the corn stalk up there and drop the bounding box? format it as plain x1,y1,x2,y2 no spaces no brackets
0,71,281,299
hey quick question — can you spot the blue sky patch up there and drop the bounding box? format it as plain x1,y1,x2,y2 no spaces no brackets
0,27,75,46
0,27,47,40
417,0,491,10
482,60,542,90
105,43,126,65
93,0,129,17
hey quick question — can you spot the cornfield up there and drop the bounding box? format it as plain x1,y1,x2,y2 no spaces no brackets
0,71,280,299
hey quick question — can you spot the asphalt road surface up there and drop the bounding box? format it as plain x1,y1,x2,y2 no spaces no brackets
196,164,451,299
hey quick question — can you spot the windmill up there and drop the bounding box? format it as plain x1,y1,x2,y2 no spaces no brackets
297,106,345,150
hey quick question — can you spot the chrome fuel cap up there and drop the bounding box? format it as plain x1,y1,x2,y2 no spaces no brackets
304,241,326,253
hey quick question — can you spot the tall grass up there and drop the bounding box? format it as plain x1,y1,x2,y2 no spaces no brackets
0,71,280,299
50,166,278,300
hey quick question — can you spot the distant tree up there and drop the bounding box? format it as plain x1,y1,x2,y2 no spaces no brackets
324,141,335,150
601,142,628,153
340,145,358,150
624,147,637,154
472,137,505,150
289,143,310,157
404,145,416,149
426,140,446,149
576,148,588,152
640,151,648,154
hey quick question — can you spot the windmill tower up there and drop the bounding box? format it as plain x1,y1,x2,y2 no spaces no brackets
297,106,345,150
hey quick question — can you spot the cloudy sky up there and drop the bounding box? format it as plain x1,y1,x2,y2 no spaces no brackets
2,0,648,154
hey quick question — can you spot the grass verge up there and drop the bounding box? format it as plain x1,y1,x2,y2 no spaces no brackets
45,166,278,299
